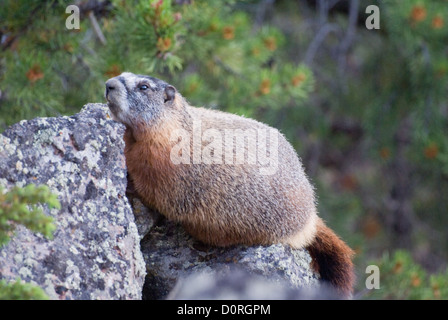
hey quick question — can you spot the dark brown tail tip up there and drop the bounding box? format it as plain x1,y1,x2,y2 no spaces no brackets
306,218,355,298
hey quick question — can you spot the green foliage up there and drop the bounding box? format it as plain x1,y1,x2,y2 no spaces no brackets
357,0,448,253
364,250,448,300
378,0,448,152
0,0,314,129
0,278,49,300
0,184,59,247
0,1,83,124
332,0,448,158
0,184,59,300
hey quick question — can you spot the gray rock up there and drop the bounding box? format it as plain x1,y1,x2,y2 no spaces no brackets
140,218,320,300
127,194,161,240
0,104,146,300
167,269,338,300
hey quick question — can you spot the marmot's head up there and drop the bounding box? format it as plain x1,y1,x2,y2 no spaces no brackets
105,72,177,129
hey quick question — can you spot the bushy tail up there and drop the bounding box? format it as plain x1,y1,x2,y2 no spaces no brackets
306,217,355,298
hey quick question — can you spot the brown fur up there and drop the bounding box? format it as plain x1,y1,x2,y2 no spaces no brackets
306,217,355,297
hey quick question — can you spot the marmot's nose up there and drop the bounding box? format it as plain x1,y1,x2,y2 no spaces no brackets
105,79,119,97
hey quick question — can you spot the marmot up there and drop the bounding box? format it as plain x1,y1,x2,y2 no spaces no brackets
105,72,355,297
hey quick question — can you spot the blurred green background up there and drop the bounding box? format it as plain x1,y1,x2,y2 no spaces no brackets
1,0,447,299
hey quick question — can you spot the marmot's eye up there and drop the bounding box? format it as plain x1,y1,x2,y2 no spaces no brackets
139,85,149,91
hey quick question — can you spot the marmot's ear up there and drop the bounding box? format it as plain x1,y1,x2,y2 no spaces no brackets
164,85,176,103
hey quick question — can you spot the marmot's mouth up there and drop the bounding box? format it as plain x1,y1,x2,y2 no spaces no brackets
107,101,120,116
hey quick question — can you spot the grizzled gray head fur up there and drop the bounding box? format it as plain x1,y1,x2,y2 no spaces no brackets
105,72,176,127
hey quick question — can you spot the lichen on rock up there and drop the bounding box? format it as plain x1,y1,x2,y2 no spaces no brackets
0,104,146,300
